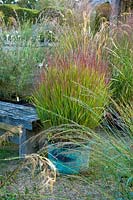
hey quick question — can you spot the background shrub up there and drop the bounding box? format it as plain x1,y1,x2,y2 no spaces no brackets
0,4,39,24
0,42,45,101
91,2,112,35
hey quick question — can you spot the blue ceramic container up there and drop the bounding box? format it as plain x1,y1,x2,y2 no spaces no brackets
48,142,91,174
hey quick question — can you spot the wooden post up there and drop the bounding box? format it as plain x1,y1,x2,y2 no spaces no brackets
19,127,27,158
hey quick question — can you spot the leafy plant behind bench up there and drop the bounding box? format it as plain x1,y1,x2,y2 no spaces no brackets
0,41,44,101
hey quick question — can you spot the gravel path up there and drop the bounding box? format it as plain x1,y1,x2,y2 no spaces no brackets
44,176,103,200
2,172,109,200
0,165,107,200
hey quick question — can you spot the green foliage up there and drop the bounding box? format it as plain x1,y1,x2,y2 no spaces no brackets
0,4,39,23
32,15,110,130
33,65,109,129
38,7,65,25
0,4,66,25
0,146,18,160
35,0,74,25
46,99,132,198
0,16,61,101
35,0,74,10
111,100,133,135
0,2,132,199
0,41,44,101
87,99,133,198
91,131,133,199
109,19,133,104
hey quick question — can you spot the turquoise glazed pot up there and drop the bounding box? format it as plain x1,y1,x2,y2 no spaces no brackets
48,142,91,174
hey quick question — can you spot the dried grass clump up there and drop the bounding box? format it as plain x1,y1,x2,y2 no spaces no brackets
24,154,56,192
0,154,56,193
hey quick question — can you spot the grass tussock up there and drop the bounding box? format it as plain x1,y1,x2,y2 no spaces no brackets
0,153,56,198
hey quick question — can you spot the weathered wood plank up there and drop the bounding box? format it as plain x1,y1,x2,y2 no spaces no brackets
0,101,39,130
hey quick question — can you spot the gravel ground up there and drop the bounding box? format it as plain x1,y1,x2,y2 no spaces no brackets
0,140,115,200
1,170,111,200
44,176,104,200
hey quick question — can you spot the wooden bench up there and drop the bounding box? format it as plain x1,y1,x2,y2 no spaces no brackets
0,101,40,157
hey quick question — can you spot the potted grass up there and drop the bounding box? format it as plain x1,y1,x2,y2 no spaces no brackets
32,26,110,174
33,59,109,174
